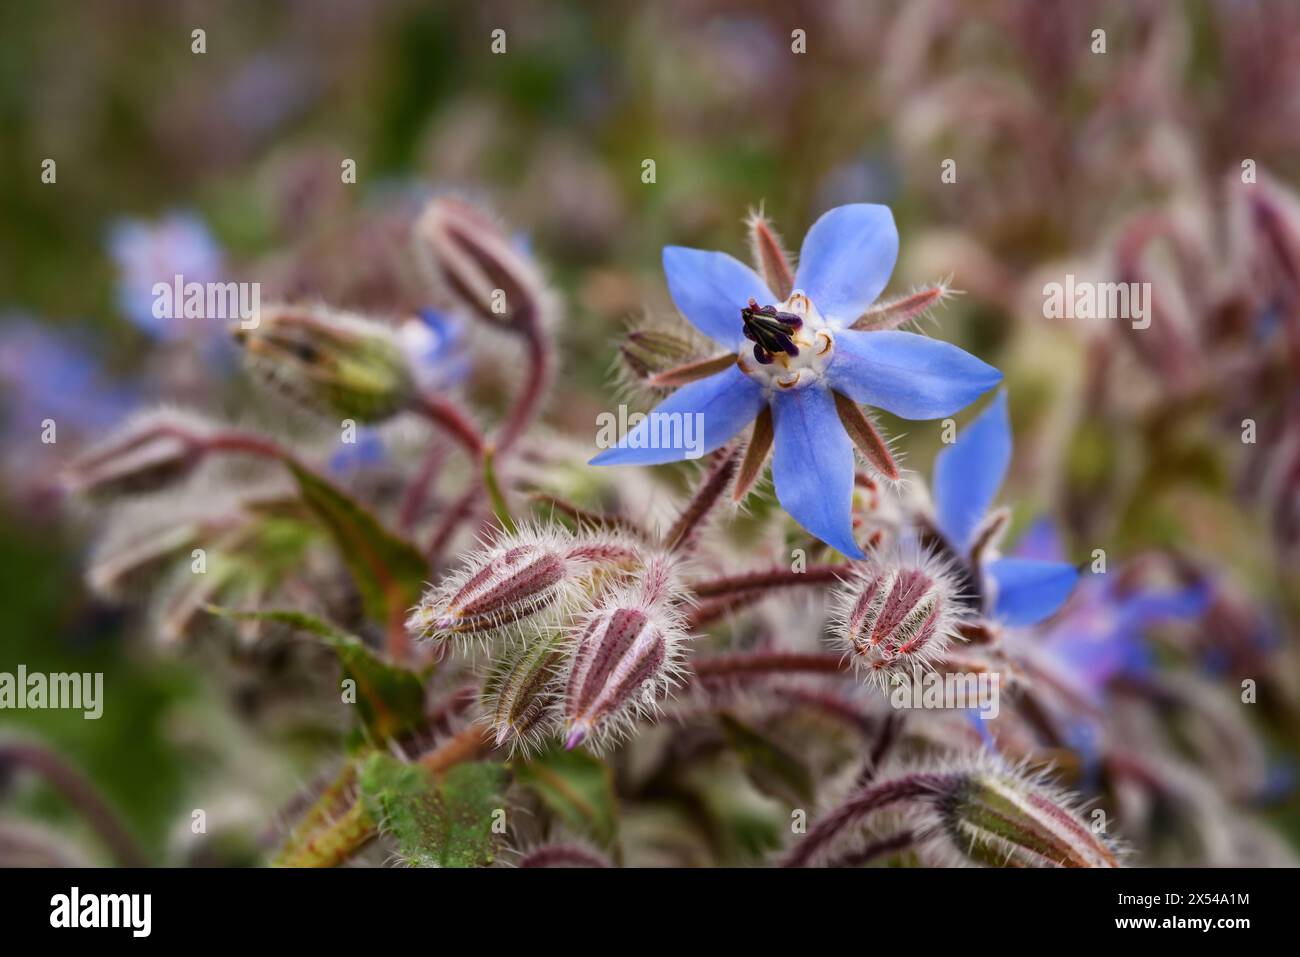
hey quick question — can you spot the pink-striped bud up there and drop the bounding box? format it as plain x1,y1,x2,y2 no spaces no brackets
63,408,214,499
562,559,686,751
407,527,639,645
413,197,548,333
835,554,961,683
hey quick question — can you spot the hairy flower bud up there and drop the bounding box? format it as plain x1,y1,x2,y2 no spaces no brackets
481,633,565,754
234,304,414,422
933,763,1120,868
414,197,547,333
617,327,700,384
63,408,214,499
835,553,962,683
407,527,640,645
562,558,686,751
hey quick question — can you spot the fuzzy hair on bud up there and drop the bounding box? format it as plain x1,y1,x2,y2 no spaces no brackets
413,197,549,334
234,304,415,422
928,755,1121,868
481,631,565,755
561,556,688,752
833,548,964,685
63,407,216,499
407,525,641,647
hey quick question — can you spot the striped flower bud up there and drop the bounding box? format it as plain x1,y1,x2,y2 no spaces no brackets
618,327,700,384
481,632,565,754
407,527,640,646
234,304,414,422
932,763,1120,868
562,558,687,751
63,408,214,499
834,552,962,684
414,197,547,333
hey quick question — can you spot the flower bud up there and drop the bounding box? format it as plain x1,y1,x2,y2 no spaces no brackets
618,327,700,384
934,765,1120,868
835,554,961,683
481,633,564,754
562,562,687,751
407,527,640,645
234,304,414,422
414,197,547,333
63,408,214,499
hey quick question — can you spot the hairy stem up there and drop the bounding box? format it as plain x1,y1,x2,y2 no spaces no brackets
782,773,950,868
496,322,551,453
691,563,846,598
663,446,740,553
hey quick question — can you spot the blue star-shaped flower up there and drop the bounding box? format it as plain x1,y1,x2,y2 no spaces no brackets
590,204,1001,558
931,390,1079,625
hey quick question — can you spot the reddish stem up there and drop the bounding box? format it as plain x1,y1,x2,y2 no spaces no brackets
691,563,847,598
663,447,740,553
496,324,551,453
413,393,485,458
782,773,950,868
0,741,146,867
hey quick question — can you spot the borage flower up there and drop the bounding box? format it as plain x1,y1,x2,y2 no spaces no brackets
590,204,1000,558
929,391,1078,626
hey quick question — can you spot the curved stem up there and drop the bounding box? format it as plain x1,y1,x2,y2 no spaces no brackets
781,773,949,868
496,323,551,453
413,393,485,458
0,741,146,867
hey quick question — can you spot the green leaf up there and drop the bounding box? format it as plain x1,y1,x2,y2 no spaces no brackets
286,462,428,623
359,753,507,867
718,712,814,806
207,607,425,743
514,744,619,846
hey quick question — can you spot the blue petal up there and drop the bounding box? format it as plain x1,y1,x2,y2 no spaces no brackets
662,246,774,349
589,365,763,466
931,391,1011,550
770,386,863,558
1012,516,1066,562
826,330,1001,420
988,558,1079,626
792,204,898,326
1116,583,1211,633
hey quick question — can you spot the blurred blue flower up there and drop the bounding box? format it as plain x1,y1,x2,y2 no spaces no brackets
932,391,1079,625
591,204,1000,557
107,212,224,338
329,427,387,476
399,308,470,392
0,318,136,436
1040,575,1211,702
